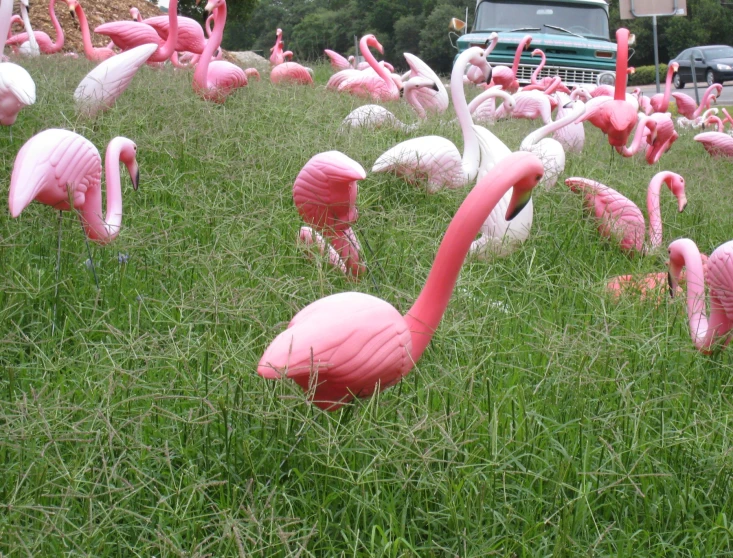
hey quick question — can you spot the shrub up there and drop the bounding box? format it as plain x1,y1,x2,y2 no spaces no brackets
628,64,667,86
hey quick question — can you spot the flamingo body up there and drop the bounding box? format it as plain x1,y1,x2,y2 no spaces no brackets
142,15,206,53
270,62,313,85
0,62,36,125
694,132,733,156
324,49,353,71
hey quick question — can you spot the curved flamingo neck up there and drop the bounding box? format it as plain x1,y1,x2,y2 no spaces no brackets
706,115,724,132
404,155,540,362
693,85,721,118
467,86,510,113
511,35,531,75
531,50,545,85
486,33,499,56
81,139,125,242
671,240,711,350
450,48,481,181
618,115,655,157
646,172,676,248
360,36,391,85
405,89,426,119
520,101,585,148
148,0,177,62
614,29,629,101
20,2,39,53
194,1,225,89
658,63,676,110
73,3,97,59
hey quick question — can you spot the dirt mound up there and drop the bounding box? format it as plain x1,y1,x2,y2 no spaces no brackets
228,51,268,71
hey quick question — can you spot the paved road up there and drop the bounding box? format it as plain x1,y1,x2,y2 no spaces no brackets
633,82,733,105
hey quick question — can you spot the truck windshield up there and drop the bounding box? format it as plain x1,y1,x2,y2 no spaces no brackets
474,0,610,40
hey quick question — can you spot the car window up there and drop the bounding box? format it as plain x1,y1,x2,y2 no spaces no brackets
676,49,689,59
703,46,733,58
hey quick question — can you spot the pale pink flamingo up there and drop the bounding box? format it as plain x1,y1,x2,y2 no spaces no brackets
74,43,158,117
634,88,652,115
270,62,313,85
341,77,440,131
6,0,67,54
527,49,570,93
0,0,35,127
494,89,553,125
491,35,532,93
245,68,260,81
94,0,179,63
579,29,637,148
269,28,284,66
402,53,448,114
66,0,116,61
566,172,687,256
646,62,679,113
552,87,592,153
591,84,614,97
324,49,354,71
293,151,366,277
258,152,543,411
337,35,401,102
297,227,348,274
465,32,498,85
672,83,722,120
9,128,139,244
468,85,505,124
371,47,491,192
193,0,246,103
694,130,733,156
668,238,733,353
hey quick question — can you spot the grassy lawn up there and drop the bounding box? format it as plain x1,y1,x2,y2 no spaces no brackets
1,57,733,556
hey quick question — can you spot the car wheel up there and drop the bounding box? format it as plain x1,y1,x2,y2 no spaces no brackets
706,69,715,86
673,73,685,89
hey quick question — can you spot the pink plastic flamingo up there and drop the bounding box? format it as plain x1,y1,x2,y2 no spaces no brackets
142,12,206,55
0,2,35,125
494,89,553,124
270,62,313,85
94,0,179,63
694,130,733,156
66,0,116,61
702,115,732,135
371,47,491,192
74,43,158,117
644,112,678,164
566,172,687,256
527,49,570,93
6,0,67,54
293,151,366,277
297,228,348,274
647,62,679,113
668,238,733,353
130,7,141,21
552,87,592,153
616,114,658,159
324,49,354,71
258,152,543,411
491,35,532,93
672,83,722,120
402,52,448,114
269,28,284,66
193,0,246,103
8,129,139,244
579,28,637,147
337,35,401,102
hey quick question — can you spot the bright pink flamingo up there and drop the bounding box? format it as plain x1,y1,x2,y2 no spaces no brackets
527,49,570,93
337,35,401,102
324,49,354,71
668,238,733,353
293,151,366,277
142,12,206,55
646,62,679,113
721,108,733,128
6,0,68,54
9,128,139,244
672,83,722,120
552,87,592,153
193,0,246,103
258,152,543,411
644,112,678,164
130,7,141,21
65,0,115,61
94,0,178,63
579,28,637,147
74,43,158,117
491,35,532,93
270,62,313,85
694,130,733,156
269,28,284,66
566,172,687,256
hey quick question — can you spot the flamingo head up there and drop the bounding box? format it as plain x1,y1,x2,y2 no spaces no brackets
283,51,293,60
364,35,384,55
531,48,543,58
505,156,544,221
66,0,78,19
116,138,140,191
670,62,679,73
467,49,492,84
130,7,140,20
201,0,224,13
663,172,687,212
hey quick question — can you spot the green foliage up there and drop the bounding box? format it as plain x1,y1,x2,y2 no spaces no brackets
419,3,468,73
628,63,668,85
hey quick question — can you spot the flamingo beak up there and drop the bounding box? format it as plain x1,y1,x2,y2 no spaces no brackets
431,82,439,91
678,196,687,212
128,161,140,191
505,188,533,220
668,271,674,297
485,66,492,85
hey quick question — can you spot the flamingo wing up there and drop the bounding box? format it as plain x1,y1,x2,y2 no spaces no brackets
206,61,248,90
142,15,206,53
694,132,733,157
0,62,36,106
270,62,313,85
566,178,645,252
671,93,696,119
94,22,162,50
8,129,101,217
326,69,361,90
257,292,412,410
74,43,158,117
338,72,396,101
324,49,351,71
403,53,448,113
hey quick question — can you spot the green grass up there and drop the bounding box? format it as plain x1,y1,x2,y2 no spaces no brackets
1,56,733,556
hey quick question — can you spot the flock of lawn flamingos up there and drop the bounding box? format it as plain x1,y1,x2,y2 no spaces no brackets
4,0,733,410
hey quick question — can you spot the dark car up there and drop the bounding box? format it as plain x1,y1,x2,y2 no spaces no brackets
670,45,733,89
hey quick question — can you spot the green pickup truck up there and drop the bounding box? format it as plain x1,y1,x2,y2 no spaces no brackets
454,0,618,88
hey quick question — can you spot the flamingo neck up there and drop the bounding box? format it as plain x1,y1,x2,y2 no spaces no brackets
404,156,540,362
619,115,655,157
673,241,712,350
707,115,724,132
81,139,125,243
520,101,585,149
194,0,226,89
20,2,39,53
450,49,480,181
405,88,426,119
531,51,545,85
693,85,720,118
511,36,531,75
360,36,391,85
74,3,96,59
148,0,177,62
646,172,676,248
46,0,63,51
0,0,12,53
614,29,629,101
485,33,499,56
658,64,675,110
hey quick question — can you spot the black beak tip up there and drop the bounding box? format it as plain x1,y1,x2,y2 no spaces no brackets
431,82,439,91
680,202,687,213
133,170,140,191
399,87,404,97
485,67,492,84
667,271,674,297
563,101,573,109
